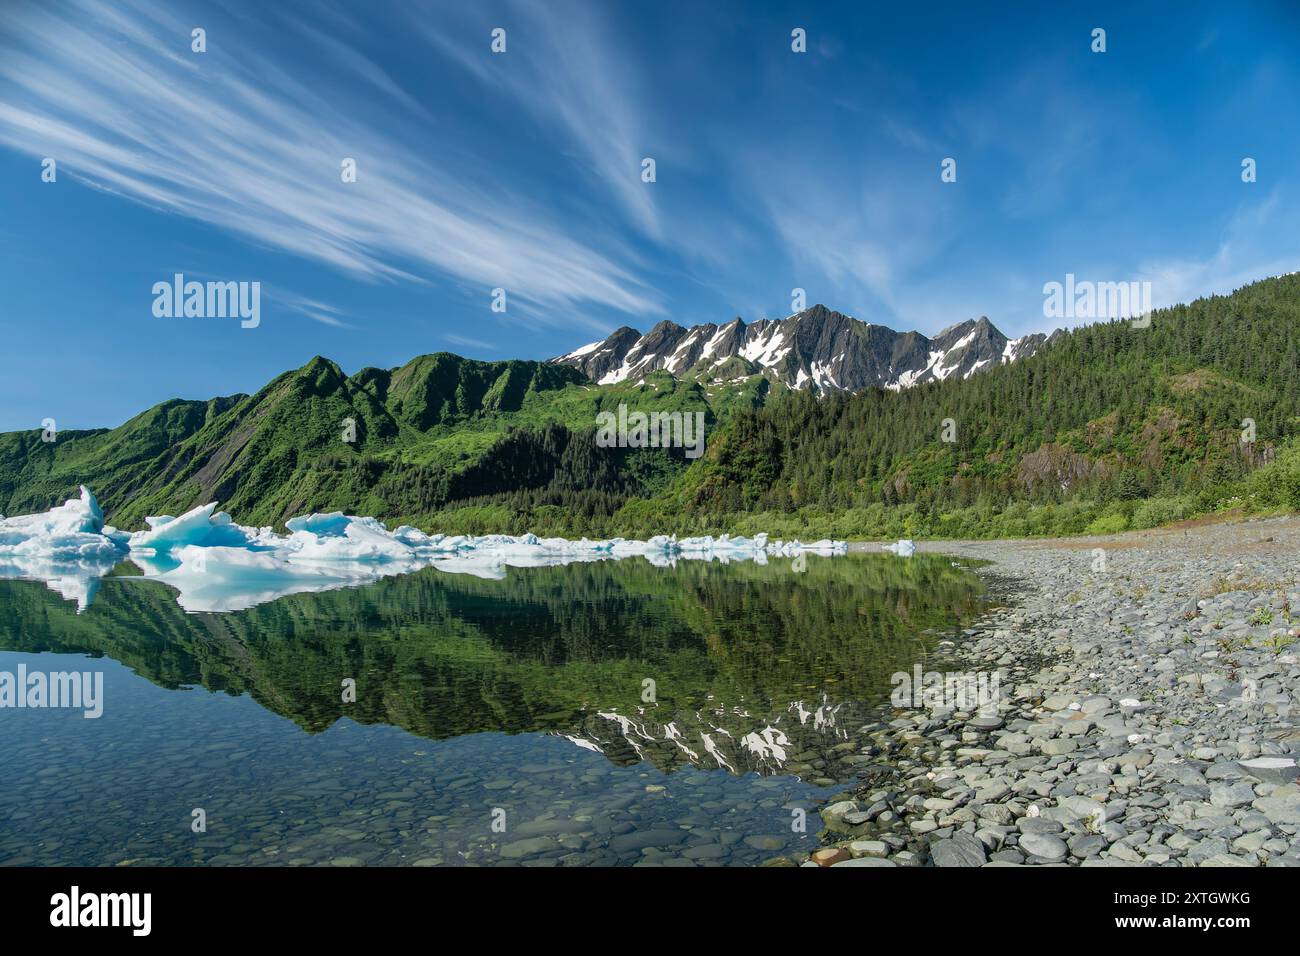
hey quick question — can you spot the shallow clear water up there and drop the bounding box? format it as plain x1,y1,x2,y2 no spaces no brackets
0,553,985,866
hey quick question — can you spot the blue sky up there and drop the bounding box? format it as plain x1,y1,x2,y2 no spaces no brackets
2,0,1298,430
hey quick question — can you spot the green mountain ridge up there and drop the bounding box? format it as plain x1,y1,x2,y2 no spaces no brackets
3,274,1300,538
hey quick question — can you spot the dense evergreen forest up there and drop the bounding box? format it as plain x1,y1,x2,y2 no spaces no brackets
3,273,1299,539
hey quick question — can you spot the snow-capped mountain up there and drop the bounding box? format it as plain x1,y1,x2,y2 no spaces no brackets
550,305,1052,394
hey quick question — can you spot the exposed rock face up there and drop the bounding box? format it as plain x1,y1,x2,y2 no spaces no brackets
550,305,1052,394
1015,443,1112,494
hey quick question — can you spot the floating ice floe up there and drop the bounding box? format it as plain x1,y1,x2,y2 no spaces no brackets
0,486,131,611
882,539,916,557
0,486,129,561
0,488,848,612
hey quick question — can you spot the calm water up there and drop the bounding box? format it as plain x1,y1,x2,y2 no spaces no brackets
0,553,986,866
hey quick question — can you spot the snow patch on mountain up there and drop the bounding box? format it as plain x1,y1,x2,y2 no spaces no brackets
551,307,1049,394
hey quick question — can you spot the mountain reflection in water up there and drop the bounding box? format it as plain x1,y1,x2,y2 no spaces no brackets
1,554,985,778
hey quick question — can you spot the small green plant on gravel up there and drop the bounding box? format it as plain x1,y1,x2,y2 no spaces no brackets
1202,576,1234,598
1264,634,1296,654
1248,608,1274,627
1202,576,1277,599
1274,601,1296,633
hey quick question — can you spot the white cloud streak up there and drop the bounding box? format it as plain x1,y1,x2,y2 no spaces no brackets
443,333,497,352
0,0,662,321
1135,191,1299,310
416,0,661,240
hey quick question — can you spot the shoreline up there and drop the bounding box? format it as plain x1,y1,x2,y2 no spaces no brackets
792,516,1300,867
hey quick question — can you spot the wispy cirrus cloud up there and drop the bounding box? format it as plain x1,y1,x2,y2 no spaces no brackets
0,0,662,322
443,333,497,352
416,0,662,240
747,152,954,322
271,291,353,329
1135,190,1300,309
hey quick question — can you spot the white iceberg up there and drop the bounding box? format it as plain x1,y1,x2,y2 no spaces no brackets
0,488,849,612
0,487,129,611
0,486,129,561
882,539,916,557
129,502,267,553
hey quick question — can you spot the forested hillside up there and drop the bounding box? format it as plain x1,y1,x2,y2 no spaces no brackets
2,274,1298,539
0,352,707,528
651,273,1300,537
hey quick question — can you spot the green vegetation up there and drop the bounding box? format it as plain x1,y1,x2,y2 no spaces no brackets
3,273,1299,540
0,554,986,744
0,355,705,528
655,274,1300,536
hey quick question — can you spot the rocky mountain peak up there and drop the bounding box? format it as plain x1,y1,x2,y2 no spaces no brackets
551,306,1048,394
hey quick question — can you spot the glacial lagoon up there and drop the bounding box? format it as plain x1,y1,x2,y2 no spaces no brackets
0,553,987,866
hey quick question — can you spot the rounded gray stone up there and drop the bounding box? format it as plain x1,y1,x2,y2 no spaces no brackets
930,832,987,867
1018,832,1068,861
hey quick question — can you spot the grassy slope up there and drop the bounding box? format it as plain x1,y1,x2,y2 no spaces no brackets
3,275,1300,538
0,353,729,529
